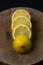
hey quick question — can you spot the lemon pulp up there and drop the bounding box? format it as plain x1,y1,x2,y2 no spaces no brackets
12,9,31,22
11,16,32,30
12,24,32,39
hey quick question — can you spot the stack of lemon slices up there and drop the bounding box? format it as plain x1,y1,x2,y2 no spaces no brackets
11,9,32,39
11,9,32,54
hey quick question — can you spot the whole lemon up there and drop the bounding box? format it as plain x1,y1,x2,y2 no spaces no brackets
13,35,32,54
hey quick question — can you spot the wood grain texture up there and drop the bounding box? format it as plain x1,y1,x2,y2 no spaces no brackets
0,7,43,65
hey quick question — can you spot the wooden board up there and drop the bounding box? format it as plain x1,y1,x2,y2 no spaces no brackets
0,7,43,65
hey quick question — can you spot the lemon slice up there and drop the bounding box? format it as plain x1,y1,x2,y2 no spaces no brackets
11,16,32,30
12,24,32,39
12,9,31,22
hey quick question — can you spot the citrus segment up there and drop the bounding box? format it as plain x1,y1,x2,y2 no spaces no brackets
12,9,31,22
11,16,32,30
12,24,32,39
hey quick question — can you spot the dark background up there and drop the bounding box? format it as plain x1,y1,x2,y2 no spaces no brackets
0,0,43,65
0,0,43,12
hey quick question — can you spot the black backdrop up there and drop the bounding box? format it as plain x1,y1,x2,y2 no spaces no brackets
0,0,43,12
0,0,43,65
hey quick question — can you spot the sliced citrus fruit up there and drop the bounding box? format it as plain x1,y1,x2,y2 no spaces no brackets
12,24,32,39
12,9,31,22
13,35,32,54
11,16,32,30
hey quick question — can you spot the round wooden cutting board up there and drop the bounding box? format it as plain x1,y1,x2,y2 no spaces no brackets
0,7,43,65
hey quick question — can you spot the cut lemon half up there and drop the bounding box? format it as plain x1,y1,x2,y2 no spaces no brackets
13,35,32,54
12,24,32,39
11,16,32,30
12,9,31,22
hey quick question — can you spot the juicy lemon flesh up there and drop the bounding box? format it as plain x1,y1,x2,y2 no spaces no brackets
12,24,32,40
12,9,31,22
11,16,32,30
13,35,32,54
